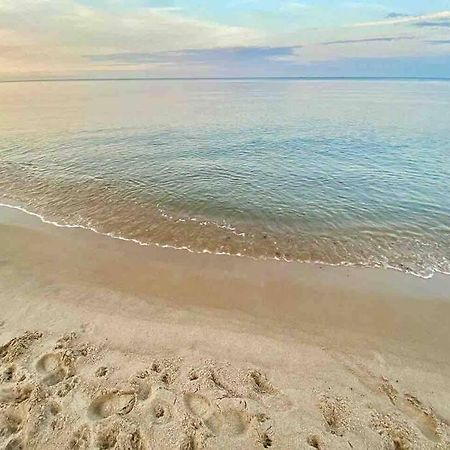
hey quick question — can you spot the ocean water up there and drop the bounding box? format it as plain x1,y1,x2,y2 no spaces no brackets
0,79,449,277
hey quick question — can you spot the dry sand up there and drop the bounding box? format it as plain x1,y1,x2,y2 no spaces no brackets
0,206,449,449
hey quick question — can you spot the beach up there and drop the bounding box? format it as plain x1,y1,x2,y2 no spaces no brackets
1,3,450,448
1,206,449,449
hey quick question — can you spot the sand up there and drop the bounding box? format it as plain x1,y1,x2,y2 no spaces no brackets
0,206,449,449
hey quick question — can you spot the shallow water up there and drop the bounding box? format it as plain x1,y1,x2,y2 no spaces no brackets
0,79,449,277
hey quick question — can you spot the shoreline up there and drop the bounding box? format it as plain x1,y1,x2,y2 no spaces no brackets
1,201,447,281
1,204,450,358
1,205,449,449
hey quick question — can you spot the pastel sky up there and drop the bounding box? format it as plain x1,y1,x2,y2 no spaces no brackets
1,0,449,79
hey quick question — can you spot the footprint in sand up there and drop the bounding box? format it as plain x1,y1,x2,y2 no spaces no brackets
399,393,442,443
368,372,442,442
35,352,71,386
306,434,323,449
179,434,197,450
88,391,136,420
4,436,24,450
149,399,173,425
247,370,277,395
184,393,250,438
0,332,42,364
96,421,144,450
68,424,91,450
56,375,79,398
257,431,273,448
95,366,108,378
204,409,249,436
0,407,24,439
371,411,416,450
184,393,213,419
1,365,20,383
179,416,212,450
155,360,180,386
54,332,78,350
46,400,64,431
340,358,445,443
0,384,33,404
4,367,15,383
131,377,151,401
319,394,350,437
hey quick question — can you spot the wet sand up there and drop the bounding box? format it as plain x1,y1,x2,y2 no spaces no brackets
0,205,449,449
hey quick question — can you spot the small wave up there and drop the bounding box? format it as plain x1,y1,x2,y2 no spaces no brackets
155,203,246,237
0,201,447,280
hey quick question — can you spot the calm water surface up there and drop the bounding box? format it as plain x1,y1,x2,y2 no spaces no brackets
1,79,449,277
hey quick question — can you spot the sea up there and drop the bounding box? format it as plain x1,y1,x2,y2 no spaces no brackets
1,78,449,278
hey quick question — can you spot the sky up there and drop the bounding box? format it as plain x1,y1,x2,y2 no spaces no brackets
0,0,449,79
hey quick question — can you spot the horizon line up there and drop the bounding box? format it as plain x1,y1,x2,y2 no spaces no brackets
1,76,450,84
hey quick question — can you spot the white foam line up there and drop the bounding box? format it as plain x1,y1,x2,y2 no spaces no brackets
0,201,446,280
157,205,246,237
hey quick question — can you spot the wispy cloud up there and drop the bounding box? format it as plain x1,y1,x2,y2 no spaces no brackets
385,13,411,19
86,46,302,66
321,37,415,46
352,11,450,27
414,21,450,28
427,40,450,45
0,0,262,76
0,0,262,52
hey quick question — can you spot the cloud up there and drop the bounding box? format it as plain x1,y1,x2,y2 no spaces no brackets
321,37,415,46
385,13,410,19
0,0,263,76
414,21,450,28
80,51,450,78
352,11,450,28
86,46,302,66
427,40,450,45
294,54,450,78
86,53,450,78
0,1,262,51
283,34,450,66
0,1,449,79
84,39,448,77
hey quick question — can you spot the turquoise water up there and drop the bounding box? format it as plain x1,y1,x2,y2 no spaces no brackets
0,79,449,277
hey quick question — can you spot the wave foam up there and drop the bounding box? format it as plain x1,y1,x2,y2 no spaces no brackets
1,201,448,280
